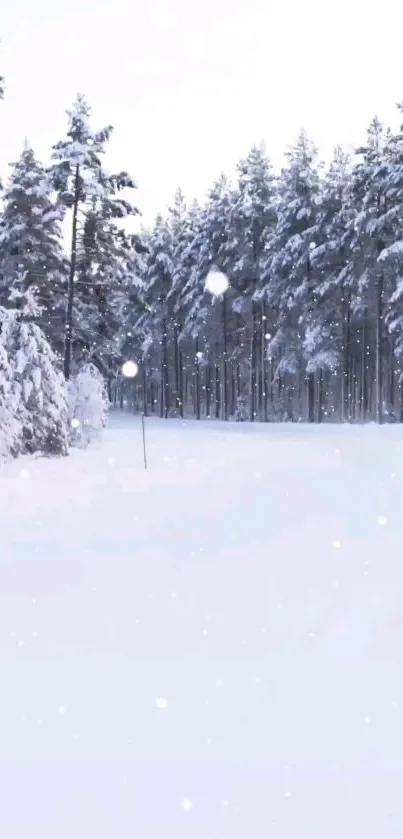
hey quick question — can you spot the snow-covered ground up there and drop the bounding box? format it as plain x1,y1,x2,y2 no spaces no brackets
1,412,403,838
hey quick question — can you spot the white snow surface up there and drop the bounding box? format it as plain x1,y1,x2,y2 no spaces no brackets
1,412,403,838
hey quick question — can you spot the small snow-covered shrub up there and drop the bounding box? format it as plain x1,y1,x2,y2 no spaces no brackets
234,395,248,422
68,362,109,448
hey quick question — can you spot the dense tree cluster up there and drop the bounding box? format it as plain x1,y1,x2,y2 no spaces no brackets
2,70,403,462
120,114,403,424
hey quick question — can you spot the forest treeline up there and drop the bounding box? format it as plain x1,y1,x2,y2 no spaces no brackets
2,71,403,426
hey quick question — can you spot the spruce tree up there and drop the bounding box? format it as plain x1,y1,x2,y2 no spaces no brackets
0,143,67,351
268,131,322,420
49,93,139,379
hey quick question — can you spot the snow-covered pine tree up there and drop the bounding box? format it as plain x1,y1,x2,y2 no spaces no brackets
373,104,403,419
167,192,206,417
267,131,322,421
3,287,68,456
136,215,174,418
307,147,355,419
49,93,140,380
192,176,238,420
0,143,67,352
350,118,393,422
231,145,277,420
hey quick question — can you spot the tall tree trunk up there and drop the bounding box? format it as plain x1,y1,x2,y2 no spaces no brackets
206,364,211,417
375,273,383,424
195,337,201,420
142,366,148,416
360,322,366,421
262,301,269,421
222,298,228,421
215,343,220,419
341,286,350,421
318,371,324,422
307,374,315,422
161,320,169,419
174,321,181,415
64,163,80,380
250,302,257,421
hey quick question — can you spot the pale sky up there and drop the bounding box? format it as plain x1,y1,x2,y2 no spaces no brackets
1,0,403,223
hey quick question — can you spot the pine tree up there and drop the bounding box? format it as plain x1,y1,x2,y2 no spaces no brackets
3,288,69,456
49,93,139,379
373,105,403,418
0,143,67,351
308,148,355,419
268,131,322,420
350,118,393,421
232,145,277,419
195,176,238,420
137,216,174,418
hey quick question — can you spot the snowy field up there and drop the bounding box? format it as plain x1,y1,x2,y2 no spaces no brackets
1,413,403,838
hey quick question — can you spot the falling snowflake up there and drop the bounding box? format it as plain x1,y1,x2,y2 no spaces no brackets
156,697,168,710
20,468,30,480
58,705,68,715
71,418,80,429
332,539,341,549
205,269,229,296
180,798,194,812
216,679,224,688
121,360,139,379
107,456,116,466
376,515,388,526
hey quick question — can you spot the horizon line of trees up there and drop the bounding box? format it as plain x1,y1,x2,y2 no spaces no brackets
2,70,403,424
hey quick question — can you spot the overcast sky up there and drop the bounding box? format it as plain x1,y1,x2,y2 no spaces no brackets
2,0,403,223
